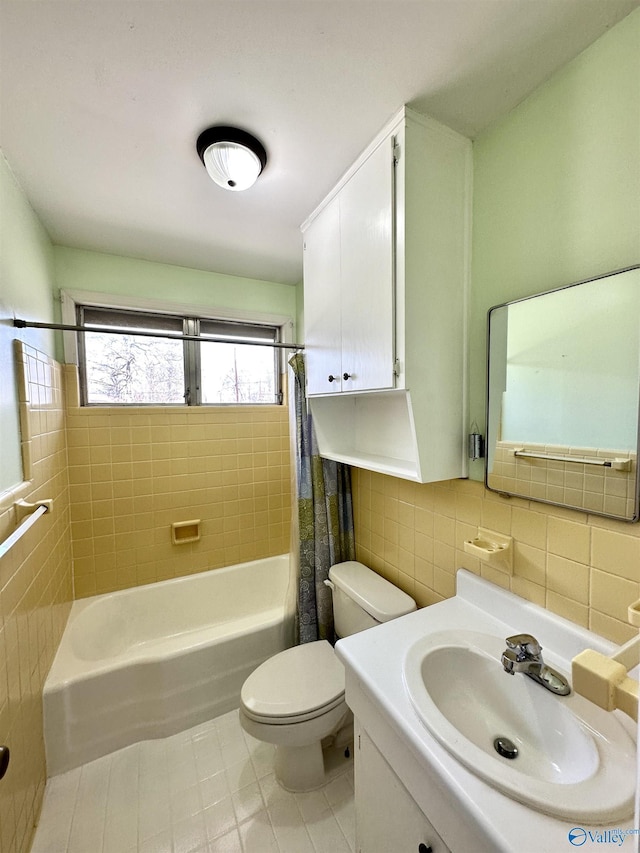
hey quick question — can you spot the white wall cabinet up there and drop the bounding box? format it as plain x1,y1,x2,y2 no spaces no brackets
303,195,343,394
301,106,471,483
304,137,395,395
355,722,451,853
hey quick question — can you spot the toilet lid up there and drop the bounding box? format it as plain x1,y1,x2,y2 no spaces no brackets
241,640,345,721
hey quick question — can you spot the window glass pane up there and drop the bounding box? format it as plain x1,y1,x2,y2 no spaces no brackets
200,341,277,404
83,331,184,404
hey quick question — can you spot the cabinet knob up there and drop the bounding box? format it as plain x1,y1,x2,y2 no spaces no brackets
328,374,339,383
418,845,433,853
343,372,352,380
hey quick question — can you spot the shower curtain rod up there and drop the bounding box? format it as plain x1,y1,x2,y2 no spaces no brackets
13,318,304,350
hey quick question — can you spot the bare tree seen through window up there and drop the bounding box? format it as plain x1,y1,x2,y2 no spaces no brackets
84,332,184,403
201,341,276,403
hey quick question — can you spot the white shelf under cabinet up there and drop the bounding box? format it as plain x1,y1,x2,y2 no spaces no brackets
310,389,423,481
318,451,422,483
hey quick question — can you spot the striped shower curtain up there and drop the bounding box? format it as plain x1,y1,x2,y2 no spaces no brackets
289,353,355,644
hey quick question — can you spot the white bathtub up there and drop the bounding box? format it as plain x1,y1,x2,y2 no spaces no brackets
44,554,294,775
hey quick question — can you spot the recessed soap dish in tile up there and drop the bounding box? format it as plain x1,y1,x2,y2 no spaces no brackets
464,527,513,574
171,519,201,545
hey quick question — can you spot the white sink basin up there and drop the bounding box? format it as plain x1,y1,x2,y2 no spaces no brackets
403,630,636,822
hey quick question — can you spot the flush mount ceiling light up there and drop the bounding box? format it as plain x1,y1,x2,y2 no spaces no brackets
196,126,267,191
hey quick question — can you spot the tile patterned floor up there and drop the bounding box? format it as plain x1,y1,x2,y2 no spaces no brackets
30,710,355,853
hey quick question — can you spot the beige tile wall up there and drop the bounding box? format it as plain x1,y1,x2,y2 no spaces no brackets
63,367,291,597
489,441,637,518
353,469,640,645
0,344,72,853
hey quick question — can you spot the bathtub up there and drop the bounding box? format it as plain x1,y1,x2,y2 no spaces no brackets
44,554,293,775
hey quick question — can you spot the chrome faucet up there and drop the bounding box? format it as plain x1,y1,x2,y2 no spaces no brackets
501,633,571,695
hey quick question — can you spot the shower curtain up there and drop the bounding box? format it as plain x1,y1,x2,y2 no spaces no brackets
289,353,355,644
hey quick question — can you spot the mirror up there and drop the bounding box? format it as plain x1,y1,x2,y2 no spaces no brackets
486,266,640,521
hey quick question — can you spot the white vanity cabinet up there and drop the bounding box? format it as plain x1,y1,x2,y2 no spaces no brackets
355,723,451,853
301,106,472,483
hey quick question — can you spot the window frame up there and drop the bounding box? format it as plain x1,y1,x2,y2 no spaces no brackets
62,289,293,407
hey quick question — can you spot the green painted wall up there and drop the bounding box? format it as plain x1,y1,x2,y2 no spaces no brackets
0,154,56,493
468,8,640,480
53,246,297,333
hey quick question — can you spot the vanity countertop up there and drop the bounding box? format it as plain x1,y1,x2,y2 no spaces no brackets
335,569,638,853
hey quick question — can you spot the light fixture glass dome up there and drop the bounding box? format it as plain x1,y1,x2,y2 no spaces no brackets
197,127,267,192
202,141,262,191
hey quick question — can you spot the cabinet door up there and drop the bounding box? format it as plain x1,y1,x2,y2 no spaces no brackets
355,725,450,853
340,136,395,393
303,195,343,395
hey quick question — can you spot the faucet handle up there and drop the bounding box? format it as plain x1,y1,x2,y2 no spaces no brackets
505,633,542,657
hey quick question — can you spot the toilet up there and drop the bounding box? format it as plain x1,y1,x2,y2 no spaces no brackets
239,560,416,791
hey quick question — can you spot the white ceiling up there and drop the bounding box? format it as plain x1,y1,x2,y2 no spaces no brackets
1,1,638,286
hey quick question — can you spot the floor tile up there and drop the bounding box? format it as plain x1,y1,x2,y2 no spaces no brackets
237,808,279,853
31,707,355,853
306,809,353,853
139,828,173,853
207,828,242,852
294,788,331,822
200,770,229,809
231,779,265,823
268,797,315,853
224,756,257,793
172,811,208,853
203,797,236,841
332,798,356,852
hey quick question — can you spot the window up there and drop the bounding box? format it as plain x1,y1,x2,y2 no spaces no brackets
77,305,282,406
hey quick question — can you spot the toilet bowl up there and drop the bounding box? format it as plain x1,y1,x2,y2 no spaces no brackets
239,561,416,791
240,639,350,791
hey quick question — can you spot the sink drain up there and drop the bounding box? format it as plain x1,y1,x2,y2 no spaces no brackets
494,736,518,759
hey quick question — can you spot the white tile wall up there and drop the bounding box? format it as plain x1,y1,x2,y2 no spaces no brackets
30,711,354,853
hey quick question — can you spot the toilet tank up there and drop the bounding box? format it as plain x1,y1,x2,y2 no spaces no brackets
328,561,416,638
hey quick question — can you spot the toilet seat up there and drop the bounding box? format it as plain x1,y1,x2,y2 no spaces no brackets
240,640,345,725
